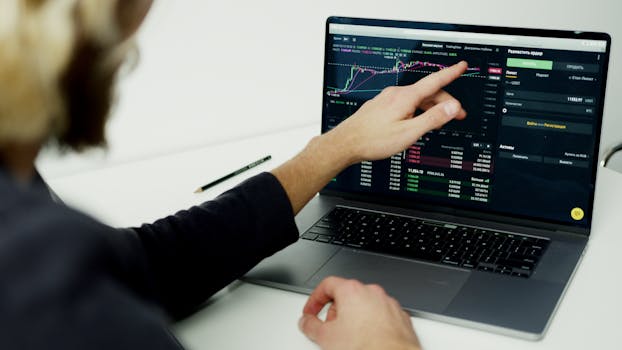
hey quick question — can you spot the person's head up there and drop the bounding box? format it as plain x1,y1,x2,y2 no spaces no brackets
0,0,153,152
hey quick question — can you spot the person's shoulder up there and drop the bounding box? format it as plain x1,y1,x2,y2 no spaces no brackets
1,182,111,245
0,181,180,350
0,177,125,286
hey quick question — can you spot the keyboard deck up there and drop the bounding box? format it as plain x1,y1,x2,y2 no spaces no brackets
301,206,550,278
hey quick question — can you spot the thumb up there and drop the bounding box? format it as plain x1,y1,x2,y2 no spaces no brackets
409,100,462,133
299,314,324,342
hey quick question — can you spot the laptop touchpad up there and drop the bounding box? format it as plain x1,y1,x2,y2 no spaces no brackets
305,248,470,314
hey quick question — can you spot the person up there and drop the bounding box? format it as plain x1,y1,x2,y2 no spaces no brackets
0,1,467,349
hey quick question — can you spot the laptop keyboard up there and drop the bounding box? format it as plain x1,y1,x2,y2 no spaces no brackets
301,206,550,278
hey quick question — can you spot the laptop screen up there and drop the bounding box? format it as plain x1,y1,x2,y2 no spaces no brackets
322,17,610,230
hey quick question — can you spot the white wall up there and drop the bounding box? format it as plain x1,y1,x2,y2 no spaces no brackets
38,0,622,177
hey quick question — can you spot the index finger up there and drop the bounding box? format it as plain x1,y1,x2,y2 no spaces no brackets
302,276,347,315
408,61,468,102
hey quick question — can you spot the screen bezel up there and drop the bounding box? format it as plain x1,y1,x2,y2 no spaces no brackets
320,16,612,235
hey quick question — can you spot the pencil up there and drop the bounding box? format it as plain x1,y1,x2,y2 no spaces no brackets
194,155,272,193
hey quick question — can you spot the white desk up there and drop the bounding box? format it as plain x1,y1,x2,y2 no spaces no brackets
41,125,622,350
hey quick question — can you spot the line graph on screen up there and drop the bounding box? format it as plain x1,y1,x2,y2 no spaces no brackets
327,60,482,97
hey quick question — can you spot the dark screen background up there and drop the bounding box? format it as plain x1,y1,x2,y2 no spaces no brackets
323,19,608,229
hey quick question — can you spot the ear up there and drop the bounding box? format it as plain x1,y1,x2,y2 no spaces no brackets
116,0,153,39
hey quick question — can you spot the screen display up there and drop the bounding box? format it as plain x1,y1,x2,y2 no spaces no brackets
322,18,609,229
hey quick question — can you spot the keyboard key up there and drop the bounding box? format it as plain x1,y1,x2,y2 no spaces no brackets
481,255,498,264
368,238,383,249
527,248,543,256
346,242,363,248
497,268,512,275
511,271,530,278
301,232,318,240
462,260,476,268
508,253,536,264
316,220,334,228
519,235,538,243
310,227,336,236
316,235,332,243
477,263,495,272
332,239,344,245
496,258,534,271
442,257,461,266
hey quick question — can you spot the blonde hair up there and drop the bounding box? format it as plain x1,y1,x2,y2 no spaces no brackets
0,0,138,150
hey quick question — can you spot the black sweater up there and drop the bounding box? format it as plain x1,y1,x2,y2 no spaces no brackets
0,168,299,349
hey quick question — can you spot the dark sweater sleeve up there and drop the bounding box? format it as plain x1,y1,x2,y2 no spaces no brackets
124,172,299,319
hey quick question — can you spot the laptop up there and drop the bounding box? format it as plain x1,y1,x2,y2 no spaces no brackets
244,16,611,339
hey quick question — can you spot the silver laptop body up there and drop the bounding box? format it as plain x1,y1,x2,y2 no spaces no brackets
245,17,611,339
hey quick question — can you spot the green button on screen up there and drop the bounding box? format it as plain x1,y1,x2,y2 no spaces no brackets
507,58,553,70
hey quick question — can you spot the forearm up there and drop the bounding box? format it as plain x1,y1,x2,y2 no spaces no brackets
271,129,356,215
128,173,298,319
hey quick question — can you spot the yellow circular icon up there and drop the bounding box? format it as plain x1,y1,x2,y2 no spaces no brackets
571,207,585,221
